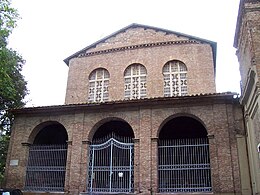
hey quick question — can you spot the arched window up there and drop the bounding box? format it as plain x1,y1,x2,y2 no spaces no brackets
88,68,109,102
163,60,187,97
124,64,147,100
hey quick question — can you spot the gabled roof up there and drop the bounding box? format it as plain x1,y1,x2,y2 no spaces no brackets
64,23,217,67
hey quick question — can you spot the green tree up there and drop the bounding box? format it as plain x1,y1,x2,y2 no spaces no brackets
0,0,28,185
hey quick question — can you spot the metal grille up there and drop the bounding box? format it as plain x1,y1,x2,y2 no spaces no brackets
88,137,134,193
89,68,109,103
163,60,187,97
158,138,212,193
124,64,147,100
24,144,67,192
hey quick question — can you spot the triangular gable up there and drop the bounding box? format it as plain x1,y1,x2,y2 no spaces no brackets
64,23,217,67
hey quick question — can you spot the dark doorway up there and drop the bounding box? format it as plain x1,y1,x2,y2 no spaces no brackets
33,124,68,144
158,116,212,193
159,116,207,139
88,120,134,193
25,123,68,192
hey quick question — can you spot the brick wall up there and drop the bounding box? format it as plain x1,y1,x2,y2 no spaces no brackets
5,95,248,195
65,27,216,104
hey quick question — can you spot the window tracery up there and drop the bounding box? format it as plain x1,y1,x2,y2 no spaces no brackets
163,60,187,97
124,64,147,100
88,68,109,102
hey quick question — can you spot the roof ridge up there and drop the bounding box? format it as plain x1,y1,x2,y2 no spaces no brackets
63,23,217,67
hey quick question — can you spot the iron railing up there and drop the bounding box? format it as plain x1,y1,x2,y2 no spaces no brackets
158,138,212,193
88,137,134,193
24,144,67,192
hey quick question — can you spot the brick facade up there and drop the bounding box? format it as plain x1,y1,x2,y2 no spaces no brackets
4,24,251,195
65,25,216,104
6,94,249,195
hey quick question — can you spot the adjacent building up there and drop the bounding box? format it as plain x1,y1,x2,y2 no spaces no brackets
234,0,260,194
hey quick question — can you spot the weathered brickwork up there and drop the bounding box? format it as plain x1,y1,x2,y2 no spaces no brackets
5,94,248,195
4,23,251,195
65,26,216,104
234,0,260,194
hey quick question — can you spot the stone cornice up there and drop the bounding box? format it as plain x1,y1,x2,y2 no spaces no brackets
245,81,260,118
82,140,91,145
240,68,256,105
64,23,217,66
234,0,260,48
78,40,200,58
151,137,159,142
21,142,31,146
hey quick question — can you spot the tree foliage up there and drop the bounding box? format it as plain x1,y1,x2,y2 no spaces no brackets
0,135,9,184
0,0,28,185
0,0,27,134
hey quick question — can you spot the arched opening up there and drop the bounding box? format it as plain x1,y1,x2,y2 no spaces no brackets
25,122,68,192
163,60,188,97
33,124,68,144
88,120,134,193
159,116,206,139
124,63,147,100
158,116,212,193
88,68,110,102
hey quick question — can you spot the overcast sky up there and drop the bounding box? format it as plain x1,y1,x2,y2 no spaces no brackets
9,0,241,107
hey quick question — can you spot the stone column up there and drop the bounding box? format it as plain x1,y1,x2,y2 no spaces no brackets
236,134,252,195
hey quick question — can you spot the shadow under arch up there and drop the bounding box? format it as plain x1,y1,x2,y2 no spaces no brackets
25,121,68,192
88,117,135,142
87,117,135,193
28,121,68,145
157,113,212,193
157,113,208,139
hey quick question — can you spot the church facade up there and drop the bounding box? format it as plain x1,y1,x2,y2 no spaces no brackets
4,23,251,195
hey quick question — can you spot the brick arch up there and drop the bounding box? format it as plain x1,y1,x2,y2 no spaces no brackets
123,63,147,74
87,117,135,141
162,59,187,69
28,120,68,144
156,113,212,193
89,67,110,79
156,113,208,138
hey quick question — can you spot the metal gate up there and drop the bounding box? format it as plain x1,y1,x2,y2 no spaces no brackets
158,138,212,193
24,144,67,192
88,137,134,193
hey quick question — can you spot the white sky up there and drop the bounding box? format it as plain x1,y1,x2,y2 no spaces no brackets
9,0,241,107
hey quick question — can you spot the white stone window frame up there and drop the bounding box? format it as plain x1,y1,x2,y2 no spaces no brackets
88,68,109,102
163,60,187,97
124,64,147,100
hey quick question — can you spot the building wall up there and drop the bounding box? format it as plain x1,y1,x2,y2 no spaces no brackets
234,1,260,194
4,22,253,195
65,27,216,104
5,96,250,195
